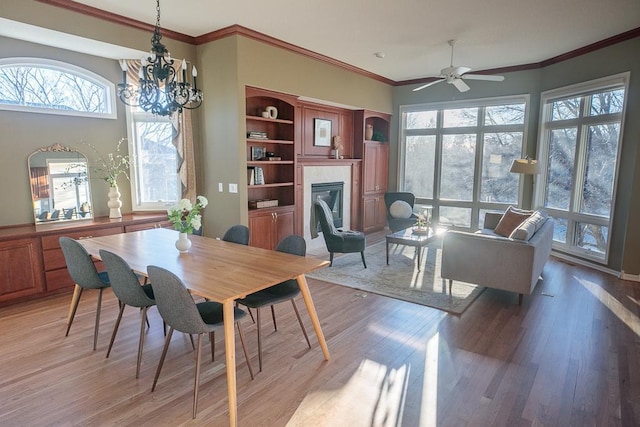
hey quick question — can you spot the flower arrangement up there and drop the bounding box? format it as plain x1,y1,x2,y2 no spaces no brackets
85,138,131,187
167,195,208,234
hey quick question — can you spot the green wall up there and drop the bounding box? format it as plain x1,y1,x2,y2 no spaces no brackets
392,37,640,274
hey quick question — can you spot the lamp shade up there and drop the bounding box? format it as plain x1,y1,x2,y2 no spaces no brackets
510,158,540,175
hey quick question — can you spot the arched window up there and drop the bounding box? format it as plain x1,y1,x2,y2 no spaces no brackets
0,57,116,119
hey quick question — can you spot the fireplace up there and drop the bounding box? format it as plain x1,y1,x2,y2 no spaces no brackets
312,182,344,232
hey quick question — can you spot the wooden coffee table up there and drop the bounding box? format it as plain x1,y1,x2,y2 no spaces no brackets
386,227,439,271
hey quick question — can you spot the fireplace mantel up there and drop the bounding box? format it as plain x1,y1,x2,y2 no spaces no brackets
298,157,362,166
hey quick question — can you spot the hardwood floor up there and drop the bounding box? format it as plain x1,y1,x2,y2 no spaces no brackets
1,240,639,426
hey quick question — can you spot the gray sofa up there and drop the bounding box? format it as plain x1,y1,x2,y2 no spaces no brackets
441,211,554,304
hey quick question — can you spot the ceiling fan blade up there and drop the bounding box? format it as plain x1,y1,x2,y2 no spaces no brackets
451,78,470,92
413,79,445,92
462,74,505,82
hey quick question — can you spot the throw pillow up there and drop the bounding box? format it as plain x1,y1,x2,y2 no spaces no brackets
494,206,532,237
510,210,548,241
389,200,413,218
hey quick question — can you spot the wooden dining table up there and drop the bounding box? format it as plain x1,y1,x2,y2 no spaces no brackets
78,227,330,426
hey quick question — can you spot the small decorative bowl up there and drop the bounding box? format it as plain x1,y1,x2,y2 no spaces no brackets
412,226,429,235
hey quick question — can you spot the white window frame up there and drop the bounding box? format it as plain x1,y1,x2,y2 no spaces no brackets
398,94,530,230
535,72,629,264
125,107,181,211
0,57,116,119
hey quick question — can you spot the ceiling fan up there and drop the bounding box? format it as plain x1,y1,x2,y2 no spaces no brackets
413,40,505,93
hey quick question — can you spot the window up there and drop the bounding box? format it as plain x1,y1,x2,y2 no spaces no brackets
127,108,181,210
0,58,116,118
400,96,528,229
536,73,628,263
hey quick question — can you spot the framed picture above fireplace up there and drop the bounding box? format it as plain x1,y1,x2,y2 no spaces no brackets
314,118,332,146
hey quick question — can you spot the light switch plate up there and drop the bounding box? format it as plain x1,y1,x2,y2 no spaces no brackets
229,183,238,193
218,182,223,192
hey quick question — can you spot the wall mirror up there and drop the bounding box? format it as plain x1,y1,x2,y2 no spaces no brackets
28,143,93,224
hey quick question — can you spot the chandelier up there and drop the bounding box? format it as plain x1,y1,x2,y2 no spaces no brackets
117,0,203,116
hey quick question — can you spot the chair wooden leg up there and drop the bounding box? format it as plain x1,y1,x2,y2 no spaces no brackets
236,322,254,380
136,306,149,379
192,334,203,419
93,288,104,351
448,279,453,295
518,293,524,305
329,252,334,266
256,307,263,372
270,305,277,331
152,327,174,392
291,299,311,348
189,334,195,350
210,331,215,362
106,302,126,358
66,284,83,328
360,251,367,269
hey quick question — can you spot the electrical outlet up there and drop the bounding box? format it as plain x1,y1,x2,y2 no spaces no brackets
218,182,223,192
229,183,238,193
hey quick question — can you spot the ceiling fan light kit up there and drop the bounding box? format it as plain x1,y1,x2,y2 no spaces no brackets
413,40,505,93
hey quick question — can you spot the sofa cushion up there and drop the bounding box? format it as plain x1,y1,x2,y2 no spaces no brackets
494,206,532,237
510,210,548,241
389,200,413,219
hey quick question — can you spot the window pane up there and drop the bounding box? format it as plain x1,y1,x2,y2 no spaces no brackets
404,135,436,198
443,108,477,128
439,206,471,228
553,217,568,244
484,103,526,125
576,222,608,255
550,97,580,121
589,89,624,116
545,128,576,210
133,121,179,204
480,132,522,203
580,124,620,216
440,134,476,201
406,111,437,129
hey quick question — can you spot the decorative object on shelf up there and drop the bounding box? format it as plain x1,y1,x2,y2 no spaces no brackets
107,185,123,219
314,118,332,146
167,195,208,252
265,106,278,119
249,199,279,209
248,131,268,140
254,167,265,185
365,124,374,140
261,111,270,118
117,0,202,116
332,135,343,159
251,146,266,160
372,130,387,142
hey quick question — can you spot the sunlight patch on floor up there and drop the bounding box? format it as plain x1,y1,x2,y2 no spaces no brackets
577,276,640,337
418,332,439,427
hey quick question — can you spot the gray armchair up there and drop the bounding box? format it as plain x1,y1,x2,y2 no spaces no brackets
384,192,418,232
314,199,366,268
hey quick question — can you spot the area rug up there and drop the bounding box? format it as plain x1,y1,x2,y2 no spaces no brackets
306,239,485,315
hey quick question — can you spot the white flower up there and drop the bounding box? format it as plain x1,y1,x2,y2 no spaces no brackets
197,195,208,208
191,214,202,231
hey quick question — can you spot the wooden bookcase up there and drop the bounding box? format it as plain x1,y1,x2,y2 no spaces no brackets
245,87,298,249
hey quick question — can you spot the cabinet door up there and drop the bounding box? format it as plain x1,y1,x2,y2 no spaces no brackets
274,210,294,246
249,212,274,250
362,196,378,231
0,238,45,302
363,144,379,195
376,144,389,193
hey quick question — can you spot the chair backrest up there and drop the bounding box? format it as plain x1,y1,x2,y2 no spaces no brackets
147,266,211,335
38,210,49,220
59,237,109,289
222,225,249,245
314,199,339,237
276,234,306,257
64,208,74,219
99,249,155,307
51,209,60,219
384,192,415,220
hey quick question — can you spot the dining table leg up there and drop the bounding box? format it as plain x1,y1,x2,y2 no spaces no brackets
223,300,237,427
296,274,330,361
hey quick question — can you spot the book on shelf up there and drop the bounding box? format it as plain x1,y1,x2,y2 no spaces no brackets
247,167,255,185
247,131,268,139
249,199,279,209
263,156,282,161
254,167,265,185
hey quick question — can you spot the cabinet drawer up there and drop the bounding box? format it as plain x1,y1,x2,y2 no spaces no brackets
45,268,74,292
41,226,124,250
125,221,171,232
43,248,66,271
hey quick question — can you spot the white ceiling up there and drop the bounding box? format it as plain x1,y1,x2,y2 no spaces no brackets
15,0,640,82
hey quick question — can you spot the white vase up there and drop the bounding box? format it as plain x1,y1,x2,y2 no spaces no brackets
107,185,122,218
175,232,192,253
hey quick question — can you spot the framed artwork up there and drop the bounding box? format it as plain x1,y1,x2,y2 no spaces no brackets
251,146,266,160
314,118,332,146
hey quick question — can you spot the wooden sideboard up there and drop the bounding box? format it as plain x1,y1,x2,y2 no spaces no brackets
0,213,170,306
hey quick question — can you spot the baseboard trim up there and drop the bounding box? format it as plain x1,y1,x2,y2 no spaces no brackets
551,252,620,277
619,271,640,282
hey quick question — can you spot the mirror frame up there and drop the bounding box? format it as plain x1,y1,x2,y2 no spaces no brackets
28,143,93,224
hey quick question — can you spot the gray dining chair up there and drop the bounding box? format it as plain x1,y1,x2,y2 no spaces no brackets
222,224,249,245
236,234,311,372
59,236,111,351
99,249,159,378
147,265,254,419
